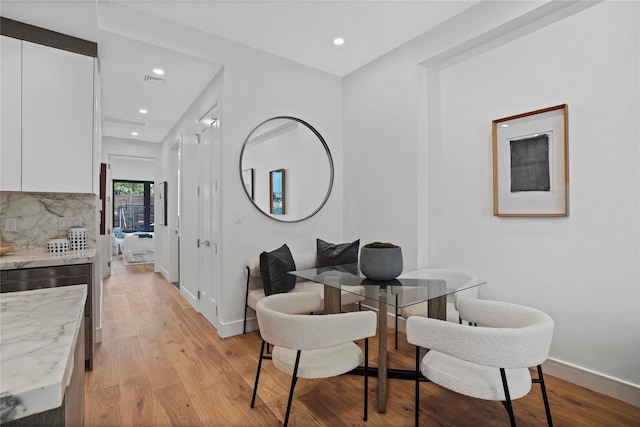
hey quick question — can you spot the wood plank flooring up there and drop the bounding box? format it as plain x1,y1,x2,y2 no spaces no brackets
84,260,640,426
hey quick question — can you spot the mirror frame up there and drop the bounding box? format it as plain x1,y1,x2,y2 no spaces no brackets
239,116,334,223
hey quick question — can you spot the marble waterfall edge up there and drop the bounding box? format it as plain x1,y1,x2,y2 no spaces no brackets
0,285,87,422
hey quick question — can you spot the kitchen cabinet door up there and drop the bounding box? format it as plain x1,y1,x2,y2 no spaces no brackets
0,35,22,191
21,41,94,193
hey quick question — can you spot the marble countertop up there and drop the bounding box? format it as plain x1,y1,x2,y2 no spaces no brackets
0,248,96,270
0,285,87,422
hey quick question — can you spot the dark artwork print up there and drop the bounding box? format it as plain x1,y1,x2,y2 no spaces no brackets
510,134,551,192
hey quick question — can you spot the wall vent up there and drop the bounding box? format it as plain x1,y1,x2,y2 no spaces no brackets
143,74,167,86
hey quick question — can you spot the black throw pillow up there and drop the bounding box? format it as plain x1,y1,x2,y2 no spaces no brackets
259,244,297,296
316,238,360,268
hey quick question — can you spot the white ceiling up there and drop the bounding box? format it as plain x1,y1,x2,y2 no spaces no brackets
118,0,480,77
98,31,222,143
1,0,481,143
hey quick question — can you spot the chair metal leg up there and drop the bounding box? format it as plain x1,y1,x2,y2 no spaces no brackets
243,308,247,334
250,340,267,408
244,267,251,334
283,350,302,427
500,368,517,427
363,337,369,421
415,345,421,427
535,365,554,427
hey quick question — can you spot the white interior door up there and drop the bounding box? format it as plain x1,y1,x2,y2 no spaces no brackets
105,160,113,276
178,103,221,329
197,104,221,328
179,134,201,310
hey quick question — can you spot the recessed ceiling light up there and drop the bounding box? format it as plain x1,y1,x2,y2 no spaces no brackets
333,37,345,46
139,109,148,114
131,132,138,136
500,124,509,128
153,68,164,76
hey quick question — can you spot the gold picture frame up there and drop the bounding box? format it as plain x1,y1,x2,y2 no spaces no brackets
492,104,569,217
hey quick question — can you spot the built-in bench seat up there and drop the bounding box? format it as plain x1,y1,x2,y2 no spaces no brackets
243,250,364,333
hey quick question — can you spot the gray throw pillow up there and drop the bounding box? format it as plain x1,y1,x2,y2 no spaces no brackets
316,238,360,268
259,244,297,296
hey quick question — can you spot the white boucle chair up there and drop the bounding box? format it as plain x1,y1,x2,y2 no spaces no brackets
250,291,377,427
243,251,365,333
406,299,554,427
395,268,479,349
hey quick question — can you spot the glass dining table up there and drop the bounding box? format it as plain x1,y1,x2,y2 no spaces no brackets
290,264,486,413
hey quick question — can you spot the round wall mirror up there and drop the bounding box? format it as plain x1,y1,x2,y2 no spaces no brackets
239,116,334,222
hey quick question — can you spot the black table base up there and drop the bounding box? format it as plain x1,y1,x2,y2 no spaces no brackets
348,366,416,381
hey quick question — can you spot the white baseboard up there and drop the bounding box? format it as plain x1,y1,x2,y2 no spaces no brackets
218,316,257,338
542,358,640,408
95,327,102,343
159,266,171,282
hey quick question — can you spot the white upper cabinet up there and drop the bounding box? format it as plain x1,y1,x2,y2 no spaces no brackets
0,35,22,191
21,41,95,193
0,36,95,193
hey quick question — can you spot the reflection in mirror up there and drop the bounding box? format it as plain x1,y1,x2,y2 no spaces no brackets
269,169,285,214
240,117,334,222
242,168,254,200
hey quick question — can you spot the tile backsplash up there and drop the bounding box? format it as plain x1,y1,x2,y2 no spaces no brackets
0,192,97,250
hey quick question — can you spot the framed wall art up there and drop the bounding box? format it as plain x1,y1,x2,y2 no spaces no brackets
492,104,569,217
269,168,286,215
242,168,254,200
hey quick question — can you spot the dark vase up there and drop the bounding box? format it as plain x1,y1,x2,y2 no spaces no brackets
359,246,403,281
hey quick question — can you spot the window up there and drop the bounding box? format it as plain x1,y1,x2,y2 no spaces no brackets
113,180,154,232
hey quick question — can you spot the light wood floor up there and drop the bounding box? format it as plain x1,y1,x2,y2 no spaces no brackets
84,260,640,426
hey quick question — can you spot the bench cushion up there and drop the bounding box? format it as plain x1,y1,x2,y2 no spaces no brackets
248,281,323,310
248,282,365,311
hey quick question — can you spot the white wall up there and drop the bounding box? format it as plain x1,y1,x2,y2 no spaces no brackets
110,156,155,181
438,0,639,386
344,0,639,403
102,3,344,336
103,137,160,161
343,1,559,267
156,127,180,284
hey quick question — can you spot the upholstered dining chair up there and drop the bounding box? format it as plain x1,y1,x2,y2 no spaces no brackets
251,291,377,427
394,268,479,348
406,299,554,427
